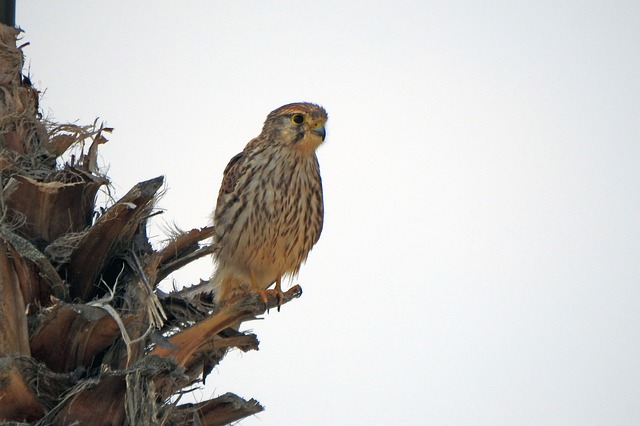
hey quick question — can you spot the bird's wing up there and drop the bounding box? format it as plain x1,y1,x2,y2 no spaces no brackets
217,151,244,200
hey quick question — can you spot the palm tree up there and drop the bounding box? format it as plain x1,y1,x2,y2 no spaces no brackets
0,23,299,425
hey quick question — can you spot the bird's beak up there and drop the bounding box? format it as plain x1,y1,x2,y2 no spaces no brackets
311,124,326,141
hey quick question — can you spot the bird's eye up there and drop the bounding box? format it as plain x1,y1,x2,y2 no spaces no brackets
291,114,305,125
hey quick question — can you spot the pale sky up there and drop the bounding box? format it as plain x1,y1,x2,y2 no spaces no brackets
18,1,640,425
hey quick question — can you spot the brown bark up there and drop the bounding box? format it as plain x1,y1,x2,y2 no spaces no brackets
0,359,45,422
55,375,127,426
171,393,264,426
0,240,30,357
30,303,131,373
65,176,163,302
4,172,104,244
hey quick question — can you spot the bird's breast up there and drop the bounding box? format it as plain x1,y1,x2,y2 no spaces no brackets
215,149,323,283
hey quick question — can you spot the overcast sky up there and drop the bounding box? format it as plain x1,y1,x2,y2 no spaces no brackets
18,1,640,425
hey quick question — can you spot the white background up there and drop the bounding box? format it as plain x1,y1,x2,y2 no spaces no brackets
18,1,640,425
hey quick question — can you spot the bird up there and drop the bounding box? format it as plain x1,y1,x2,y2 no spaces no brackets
210,102,327,309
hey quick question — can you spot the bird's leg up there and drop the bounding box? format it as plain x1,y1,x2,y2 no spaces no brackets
249,270,268,306
265,276,285,312
275,277,284,311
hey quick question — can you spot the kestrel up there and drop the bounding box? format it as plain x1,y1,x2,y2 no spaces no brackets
211,102,327,307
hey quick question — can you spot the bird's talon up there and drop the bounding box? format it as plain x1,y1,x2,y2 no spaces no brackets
258,290,269,311
263,288,285,312
276,290,284,312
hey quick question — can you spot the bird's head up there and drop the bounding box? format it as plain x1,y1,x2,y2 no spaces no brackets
262,102,328,154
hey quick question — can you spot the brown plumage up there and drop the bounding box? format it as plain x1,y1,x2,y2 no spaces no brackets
211,102,327,306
